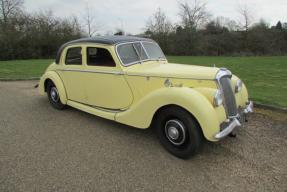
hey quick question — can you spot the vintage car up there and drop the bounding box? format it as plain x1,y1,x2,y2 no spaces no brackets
39,36,253,158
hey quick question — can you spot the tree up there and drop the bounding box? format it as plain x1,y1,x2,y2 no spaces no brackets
237,4,254,52
0,0,23,24
238,4,254,33
275,21,283,30
248,19,276,55
83,4,101,37
178,0,210,29
145,8,173,53
212,16,239,31
146,8,172,34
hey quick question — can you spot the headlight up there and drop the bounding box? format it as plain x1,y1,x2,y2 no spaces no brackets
235,79,243,93
214,90,223,107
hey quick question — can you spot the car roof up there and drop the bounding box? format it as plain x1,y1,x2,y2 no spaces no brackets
66,36,154,45
55,36,155,64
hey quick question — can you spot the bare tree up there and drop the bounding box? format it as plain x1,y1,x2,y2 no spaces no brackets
146,8,172,34
0,0,23,24
238,4,254,32
178,0,210,29
237,4,254,51
83,4,101,37
213,16,240,31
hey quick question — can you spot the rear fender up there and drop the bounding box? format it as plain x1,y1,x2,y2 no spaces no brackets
39,71,67,104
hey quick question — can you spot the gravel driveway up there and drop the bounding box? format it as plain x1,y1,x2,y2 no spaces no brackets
0,80,286,192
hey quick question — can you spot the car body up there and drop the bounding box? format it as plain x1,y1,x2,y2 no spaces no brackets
39,36,253,158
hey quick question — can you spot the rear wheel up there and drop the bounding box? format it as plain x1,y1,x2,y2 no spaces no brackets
154,106,203,159
46,81,66,110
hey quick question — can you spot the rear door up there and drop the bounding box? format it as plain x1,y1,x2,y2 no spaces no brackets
58,45,87,103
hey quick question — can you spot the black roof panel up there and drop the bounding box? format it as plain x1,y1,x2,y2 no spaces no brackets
67,36,154,45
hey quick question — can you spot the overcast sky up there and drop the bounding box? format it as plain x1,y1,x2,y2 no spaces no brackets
24,0,287,34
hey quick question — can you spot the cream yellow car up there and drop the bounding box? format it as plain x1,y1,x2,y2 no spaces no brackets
39,36,253,158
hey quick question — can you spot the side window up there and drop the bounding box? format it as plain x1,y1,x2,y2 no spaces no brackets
87,47,116,67
65,47,82,65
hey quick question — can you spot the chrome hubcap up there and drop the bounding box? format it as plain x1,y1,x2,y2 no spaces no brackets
50,87,59,103
167,127,179,140
165,119,186,146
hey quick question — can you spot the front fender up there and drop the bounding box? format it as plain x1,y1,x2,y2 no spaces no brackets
39,71,67,104
116,87,224,141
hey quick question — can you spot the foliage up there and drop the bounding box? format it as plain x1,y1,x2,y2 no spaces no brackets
0,1,82,60
145,2,287,56
1,0,287,59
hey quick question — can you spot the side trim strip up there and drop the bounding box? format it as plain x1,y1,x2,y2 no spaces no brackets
58,69,124,75
57,69,215,81
125,73,215,81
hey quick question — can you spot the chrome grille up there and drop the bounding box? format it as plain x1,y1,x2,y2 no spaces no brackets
219,76,237,117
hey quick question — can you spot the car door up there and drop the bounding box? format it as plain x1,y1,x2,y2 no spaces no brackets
83,45,133,110
58,45,87,104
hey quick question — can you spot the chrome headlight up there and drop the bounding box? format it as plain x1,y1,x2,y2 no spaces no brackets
214,90,223,107
235,79,243,93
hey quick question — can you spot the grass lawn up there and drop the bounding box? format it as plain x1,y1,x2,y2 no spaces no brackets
0,59,53,80
0,56,286,108
168,56,287,108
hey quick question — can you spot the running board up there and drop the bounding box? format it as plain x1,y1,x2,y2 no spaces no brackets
67,100,116,121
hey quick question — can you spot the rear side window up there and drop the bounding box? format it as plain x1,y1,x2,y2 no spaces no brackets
65,47,82,65
87,47,116,67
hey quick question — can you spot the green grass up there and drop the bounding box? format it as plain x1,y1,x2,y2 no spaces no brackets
168,56,287,108
0,56,286,108
0,59,53,79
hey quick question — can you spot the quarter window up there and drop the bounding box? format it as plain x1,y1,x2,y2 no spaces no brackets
87,47,116,67
65,47,82,65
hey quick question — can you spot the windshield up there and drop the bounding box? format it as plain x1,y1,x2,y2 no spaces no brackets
117,41,166,66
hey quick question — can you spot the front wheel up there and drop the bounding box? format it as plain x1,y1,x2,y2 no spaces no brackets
154,106,203,159
47,82,66,110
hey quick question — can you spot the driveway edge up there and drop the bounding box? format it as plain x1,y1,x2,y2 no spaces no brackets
254,103,287,113
0,77,40,81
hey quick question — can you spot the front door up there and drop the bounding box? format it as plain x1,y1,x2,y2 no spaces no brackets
83,46,133,110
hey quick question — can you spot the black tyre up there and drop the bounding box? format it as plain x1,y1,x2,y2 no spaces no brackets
46,81,66,110
154,106,203,159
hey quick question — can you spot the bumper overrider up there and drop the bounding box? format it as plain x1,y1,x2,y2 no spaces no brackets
215,101,254,139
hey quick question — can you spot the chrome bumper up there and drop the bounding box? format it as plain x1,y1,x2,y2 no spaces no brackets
215,101,254,140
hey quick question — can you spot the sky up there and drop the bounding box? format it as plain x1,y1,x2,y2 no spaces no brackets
24,0,287,34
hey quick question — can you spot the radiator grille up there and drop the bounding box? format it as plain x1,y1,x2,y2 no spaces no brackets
219,76,237,117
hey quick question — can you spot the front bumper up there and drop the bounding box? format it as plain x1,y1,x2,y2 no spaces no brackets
214,101,253,139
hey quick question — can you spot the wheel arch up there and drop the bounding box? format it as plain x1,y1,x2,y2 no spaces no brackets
44,78,53,92
151,104,204,138
39,71,68,104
